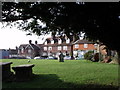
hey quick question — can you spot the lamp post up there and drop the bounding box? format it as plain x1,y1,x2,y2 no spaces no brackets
97,40,101,61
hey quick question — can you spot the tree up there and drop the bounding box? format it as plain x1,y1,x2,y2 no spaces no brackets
2,2,120,63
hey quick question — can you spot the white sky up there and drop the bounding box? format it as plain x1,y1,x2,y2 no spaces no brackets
0,23,51,49
0,22,85,49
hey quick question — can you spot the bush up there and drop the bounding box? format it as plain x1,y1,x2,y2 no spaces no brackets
93,53,99,62
84,51,94,60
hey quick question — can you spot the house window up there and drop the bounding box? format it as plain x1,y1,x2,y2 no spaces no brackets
21,48,24,53
44,47,47,51
84,44,88,48
94,44,98,48
28,49,32,53
45,41,47,45
66,38,70,43
48,47,52,50
58,39,62,44
63,46,67,50
75,44,79,48
18,49,20,54
58,46,62,50
51,39,54,44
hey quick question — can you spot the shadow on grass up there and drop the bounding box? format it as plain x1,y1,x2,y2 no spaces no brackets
3,74,119,89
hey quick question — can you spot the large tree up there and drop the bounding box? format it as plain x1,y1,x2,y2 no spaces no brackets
2,2,120,61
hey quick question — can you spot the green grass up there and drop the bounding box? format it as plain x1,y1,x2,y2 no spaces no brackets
1,59,119,88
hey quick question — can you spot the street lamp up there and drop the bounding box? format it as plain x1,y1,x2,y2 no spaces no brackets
96,40,101,61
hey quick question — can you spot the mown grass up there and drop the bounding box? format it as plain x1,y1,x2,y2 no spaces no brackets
1,59,119,88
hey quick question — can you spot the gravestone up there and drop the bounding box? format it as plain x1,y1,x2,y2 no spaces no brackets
12,64,35,82
0,62,13,81
59,52,64,62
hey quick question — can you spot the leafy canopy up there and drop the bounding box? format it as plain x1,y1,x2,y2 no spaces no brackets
2,2,120,51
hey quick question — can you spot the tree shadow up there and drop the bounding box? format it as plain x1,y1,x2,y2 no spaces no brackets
2,74,119,89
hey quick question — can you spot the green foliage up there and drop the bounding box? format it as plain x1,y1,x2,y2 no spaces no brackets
1,59,118,88
2,2,120,51
84,51,94,60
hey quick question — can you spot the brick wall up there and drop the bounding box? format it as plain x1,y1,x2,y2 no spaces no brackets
73,44,96,51
43,45,72,56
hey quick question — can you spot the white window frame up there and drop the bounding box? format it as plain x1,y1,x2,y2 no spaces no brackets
94,44,98,48
58,39,62,44
51,39,54,44
44,47,47,51
48,47,52,50
63,46,67,50
45,41,47,45
58,46,62,50
84,44,88,48
28,49,32,53
75,44,79,48
18,49,20,54
21,48,24,53
66,38,70,43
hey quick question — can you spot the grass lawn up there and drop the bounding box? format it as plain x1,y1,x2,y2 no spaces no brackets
1,59,119,88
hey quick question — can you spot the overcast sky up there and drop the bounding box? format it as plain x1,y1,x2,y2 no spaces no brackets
0,23,51,49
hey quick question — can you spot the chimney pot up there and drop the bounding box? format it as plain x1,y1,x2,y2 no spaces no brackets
29,40,32,44
35,41,38,44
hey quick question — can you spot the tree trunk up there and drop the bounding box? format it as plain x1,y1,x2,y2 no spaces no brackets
117,51,120,65
117,51,120,88
71,45,74,59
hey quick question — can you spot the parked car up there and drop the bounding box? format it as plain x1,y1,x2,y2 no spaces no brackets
34,56,47,59
9,56,27,59
26,56,32,59
64,56,71,60
34,56,41,59
75,57,83,60
47,56,58,60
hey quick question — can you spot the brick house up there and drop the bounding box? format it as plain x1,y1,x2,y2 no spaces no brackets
42,36,75,58
18,37,97,59
18,40,43,58
73,39,97,59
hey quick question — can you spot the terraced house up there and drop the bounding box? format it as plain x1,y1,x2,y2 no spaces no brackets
42,35,75,58
42,36,97,59
18,36,97,59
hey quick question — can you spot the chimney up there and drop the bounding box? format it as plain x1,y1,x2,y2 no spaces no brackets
29,40,32,44
35,41,38,45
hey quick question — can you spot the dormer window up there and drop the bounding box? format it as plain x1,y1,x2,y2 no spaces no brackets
45,41,47,45
58,38,62,44
66,38,70,43
51,39,54,44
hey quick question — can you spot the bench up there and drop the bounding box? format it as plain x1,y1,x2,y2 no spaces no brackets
12,64,35,81
0,62,13,81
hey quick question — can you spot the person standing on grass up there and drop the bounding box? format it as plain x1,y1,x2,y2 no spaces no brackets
59,51,64,62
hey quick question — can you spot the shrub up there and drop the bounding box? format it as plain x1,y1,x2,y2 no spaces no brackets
84,51,94,60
